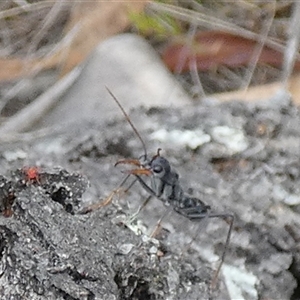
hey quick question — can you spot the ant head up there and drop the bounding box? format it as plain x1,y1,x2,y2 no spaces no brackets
150,156,171,178
139,148,162,168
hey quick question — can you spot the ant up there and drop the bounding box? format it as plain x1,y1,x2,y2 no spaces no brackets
81,87,234,290
105,87,234,290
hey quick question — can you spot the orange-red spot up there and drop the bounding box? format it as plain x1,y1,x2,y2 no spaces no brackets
23,167,41,184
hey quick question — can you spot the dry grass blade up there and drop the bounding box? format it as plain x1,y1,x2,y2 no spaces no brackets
187,25,205,98
26,1,67,57
0,65,83,137
281,1,300,88
0,1,147,81
148,2,290,56
242,1,276,90
0,1,60,20
60,1,147,75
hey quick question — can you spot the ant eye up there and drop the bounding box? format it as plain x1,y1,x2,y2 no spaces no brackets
153,165,163,173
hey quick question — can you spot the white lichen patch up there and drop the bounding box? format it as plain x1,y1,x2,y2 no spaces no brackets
222,264,258,300
284,194,300,206
211,126,248,154
150,128,211,150
3,149,27,161
273,185,300,206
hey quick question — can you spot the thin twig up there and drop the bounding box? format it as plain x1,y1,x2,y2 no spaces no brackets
242,1,276,90
26,0,66,57
187,24,205,98
281,1,300,88
149,2,291,57
0,1,69,20
0,65,83,138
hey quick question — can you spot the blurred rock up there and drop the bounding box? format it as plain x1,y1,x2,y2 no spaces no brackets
39,34,190,128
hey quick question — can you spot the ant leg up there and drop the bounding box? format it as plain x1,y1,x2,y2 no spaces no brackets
129,175,173,238
176,207,234,290
122,177,153,223
124,178,153,220
126,195,152,225
132,174,234,288
79,174,133,214
133,175,158,197
208,213,234,290
178,209,211,259
150,207,172,238
124,177,137,193
125,175,156,226
134,195,152,215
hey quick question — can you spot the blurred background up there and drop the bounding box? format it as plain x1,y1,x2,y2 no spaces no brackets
1,0,300,125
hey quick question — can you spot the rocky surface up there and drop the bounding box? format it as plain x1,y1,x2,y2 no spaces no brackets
0,91,299,299
0,34,299,300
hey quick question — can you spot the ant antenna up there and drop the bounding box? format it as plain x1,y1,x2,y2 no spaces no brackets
105,86,148,158
150,148,162,164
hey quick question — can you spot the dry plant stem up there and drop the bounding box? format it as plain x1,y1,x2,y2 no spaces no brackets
0,2,147,81
242,2,275,90
22,23,80,82
185,24,206,98
29,23,79,80
173,23,195,74
26,0,66,57
281,1,300,88
149,2,292,57
0,24,79,119
0,1,63,20
0,121,73,143
0,80,27,113
60,1,147,75
0,65,82,137
189,52,205,98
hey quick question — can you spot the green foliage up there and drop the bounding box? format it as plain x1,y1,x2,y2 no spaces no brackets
129,10,182,39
